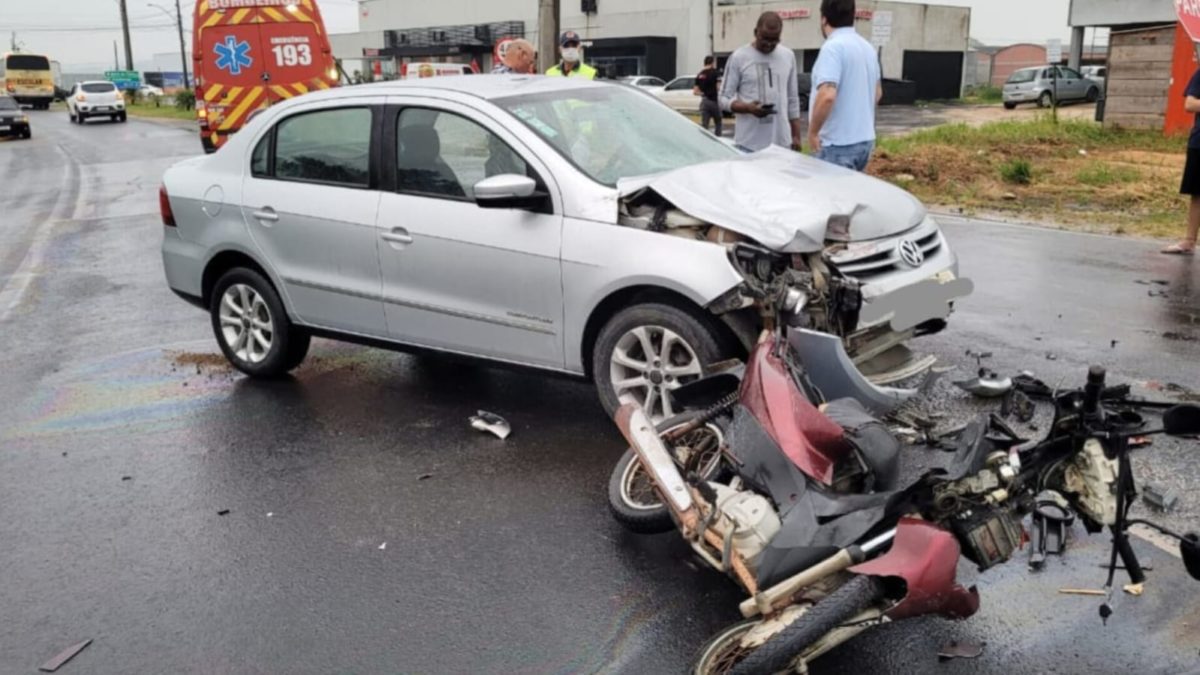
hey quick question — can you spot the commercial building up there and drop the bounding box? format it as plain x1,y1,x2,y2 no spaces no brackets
1068,0,1194,131
331,0,971,99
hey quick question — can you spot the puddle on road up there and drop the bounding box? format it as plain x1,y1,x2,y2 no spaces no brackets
3,342,383,443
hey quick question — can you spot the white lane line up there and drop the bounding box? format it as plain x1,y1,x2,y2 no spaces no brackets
1130,524,1183,560
0,143,83,323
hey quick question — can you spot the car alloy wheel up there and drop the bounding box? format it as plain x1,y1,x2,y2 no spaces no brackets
609,325,703,421
218,283,274,364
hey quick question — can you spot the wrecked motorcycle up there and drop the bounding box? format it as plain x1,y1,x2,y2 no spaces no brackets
612,358,1200,674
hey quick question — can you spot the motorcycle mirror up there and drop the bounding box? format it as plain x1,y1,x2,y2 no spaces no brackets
1183,533,1200,581
1163,404,1200,437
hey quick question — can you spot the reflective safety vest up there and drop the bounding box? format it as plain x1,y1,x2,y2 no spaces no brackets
546,62,597,79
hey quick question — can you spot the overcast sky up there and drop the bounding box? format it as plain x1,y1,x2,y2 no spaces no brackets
3,0,1076,72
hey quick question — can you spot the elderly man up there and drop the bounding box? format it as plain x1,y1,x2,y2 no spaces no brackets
719,11,801,152
492,39,536,75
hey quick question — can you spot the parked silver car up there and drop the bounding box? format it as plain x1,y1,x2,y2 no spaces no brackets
160,77,965,419
1003,66,1101,109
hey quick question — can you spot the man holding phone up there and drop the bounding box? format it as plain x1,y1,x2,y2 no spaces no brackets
719,11,801,152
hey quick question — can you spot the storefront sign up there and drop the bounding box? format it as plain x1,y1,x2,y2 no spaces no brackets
777,9,811,20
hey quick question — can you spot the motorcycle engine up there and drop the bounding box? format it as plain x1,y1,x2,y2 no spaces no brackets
709,483,782,572
1062,438,1118,526
949,506,1023,571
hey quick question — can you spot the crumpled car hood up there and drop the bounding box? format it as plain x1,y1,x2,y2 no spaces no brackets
617,146,927,252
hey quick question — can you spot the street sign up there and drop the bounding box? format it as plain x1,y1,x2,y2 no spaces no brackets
1047,38,1063,64
104,70,140,90
1178,0,1200,42
872,10,893,47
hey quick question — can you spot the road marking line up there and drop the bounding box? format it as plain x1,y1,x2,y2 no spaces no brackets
1130,524,1182,559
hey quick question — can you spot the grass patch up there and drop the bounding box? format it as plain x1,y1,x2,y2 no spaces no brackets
125,101,195,121
1000,159,1033,185
869,117,1189,238
963,85,1003,104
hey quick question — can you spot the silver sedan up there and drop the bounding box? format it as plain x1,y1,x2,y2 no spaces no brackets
160,76,965,419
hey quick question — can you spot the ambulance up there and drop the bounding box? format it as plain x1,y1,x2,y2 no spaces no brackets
192,0,339,153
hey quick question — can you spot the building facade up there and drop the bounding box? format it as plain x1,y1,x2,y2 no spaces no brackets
330,0,970,98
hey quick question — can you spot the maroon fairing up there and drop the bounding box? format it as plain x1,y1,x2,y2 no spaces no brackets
739,337,852,486
850,517,981,620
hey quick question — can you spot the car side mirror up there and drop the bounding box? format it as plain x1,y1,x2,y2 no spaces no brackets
1163,404,1200,437
473,174,544,210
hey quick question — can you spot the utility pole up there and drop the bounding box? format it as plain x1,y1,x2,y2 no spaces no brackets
537,0,559,73
119,0,134,70
174,0,189,87
10,32,17,52
114,41,120,70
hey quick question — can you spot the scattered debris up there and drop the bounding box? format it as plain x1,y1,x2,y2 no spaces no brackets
469,411,512,440
1143,484,1179,512
217,509,230,516
121,476,132,481
1058,588,1106,596
1163,331,1198,343
38,639,92,672
417,473,435,481
1129,436,1153,448
267,512,274,517
1135,280,1169,286
937,640,985,661
1002,192,1017,201
1045,353,1058,361
378,542,387,551
61,452,67,457
965,349,993,363
1098,564,1153,571
1148,289,1170,298
1124,582,1145,596
1111,340,1118,349
954,368,1013,398
1002,389,1036,423
1078,149,1089,156
1030,491,1073,571
167,351,233,370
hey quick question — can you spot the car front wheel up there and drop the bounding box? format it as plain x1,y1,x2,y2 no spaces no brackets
210,268,310,378
592,302,726,422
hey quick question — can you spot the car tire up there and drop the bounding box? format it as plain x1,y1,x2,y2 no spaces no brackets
77,113,86,124
68,111,75,122
592,302,727,421
21,128,31,139
1086,87,1099,103
210,268,306,378
1037,91,1053,108
120,112,127,122
1003,102,1017,110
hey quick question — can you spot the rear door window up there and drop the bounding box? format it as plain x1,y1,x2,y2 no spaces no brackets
273,107,371,187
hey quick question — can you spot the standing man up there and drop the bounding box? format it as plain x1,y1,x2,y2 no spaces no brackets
1164,67,1200,255
492,39,537,74
807,0,882,171
719,12,801,151
694,56,723,137
546,31,597,79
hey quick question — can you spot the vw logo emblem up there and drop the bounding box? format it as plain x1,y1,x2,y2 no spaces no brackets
897,239,925,267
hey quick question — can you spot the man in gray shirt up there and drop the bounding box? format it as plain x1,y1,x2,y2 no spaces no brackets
719,12,801,151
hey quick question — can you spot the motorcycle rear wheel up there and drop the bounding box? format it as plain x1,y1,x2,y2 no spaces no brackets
607,412,727,535
722,575,887,675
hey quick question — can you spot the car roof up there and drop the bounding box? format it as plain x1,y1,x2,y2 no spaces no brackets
278,74,609,104
80,80,117,86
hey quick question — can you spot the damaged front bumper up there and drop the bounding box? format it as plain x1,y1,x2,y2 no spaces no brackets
790,328,932,414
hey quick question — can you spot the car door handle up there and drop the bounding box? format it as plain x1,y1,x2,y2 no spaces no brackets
381,228,414,245
251,207,279,223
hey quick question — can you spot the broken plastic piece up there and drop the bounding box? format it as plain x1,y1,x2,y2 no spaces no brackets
38,639,92,672
1123,582,1145,596
1142,483,1178,512
1002,389,1036,422
1058,588,1106,596
378,542,387,551
469,411,512,440
217,509,230,516
418,473,435,481
954,368,1013,398
937,640,985,661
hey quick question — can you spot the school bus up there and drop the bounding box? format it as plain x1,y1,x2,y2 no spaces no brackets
193,0,339,152
1,53,55,109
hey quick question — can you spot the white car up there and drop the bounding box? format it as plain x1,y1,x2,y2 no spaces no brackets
159,77,965,420
138,84,165,97
67,81,126,124
618,76,667,92
655,76,701,113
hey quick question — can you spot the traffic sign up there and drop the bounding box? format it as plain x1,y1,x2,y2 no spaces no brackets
1047,39,1063,64
872,11,893,47
104,70,141,90
1179,0,1200,42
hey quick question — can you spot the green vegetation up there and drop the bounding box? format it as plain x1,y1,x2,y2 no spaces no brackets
870,117,1189,239
126,101,196,121
174,89,196,111
999,158,1033,185
963,85,1003,104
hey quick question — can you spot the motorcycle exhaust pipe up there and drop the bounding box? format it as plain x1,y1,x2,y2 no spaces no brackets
739,528,896,618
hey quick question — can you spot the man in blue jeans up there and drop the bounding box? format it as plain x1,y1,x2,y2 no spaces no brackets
807,0,882,171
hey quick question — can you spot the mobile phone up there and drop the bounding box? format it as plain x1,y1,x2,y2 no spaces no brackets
760,103,777,114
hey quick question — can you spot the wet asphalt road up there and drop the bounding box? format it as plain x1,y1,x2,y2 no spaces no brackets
2,108,1199,674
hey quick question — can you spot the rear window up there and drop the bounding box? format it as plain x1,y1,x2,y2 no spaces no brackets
7,55,50,71
1007,70,1037,84
82,83,117,93
0,97,18,110
274,107,371,186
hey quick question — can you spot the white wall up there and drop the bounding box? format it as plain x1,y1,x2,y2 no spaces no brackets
561,0,711,77
329,31,385,61
358,0,540,40
1068,0,1175,27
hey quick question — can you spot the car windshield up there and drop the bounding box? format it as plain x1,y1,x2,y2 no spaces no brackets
0,97,18,110
1008,69,1037,84
494,86,738,186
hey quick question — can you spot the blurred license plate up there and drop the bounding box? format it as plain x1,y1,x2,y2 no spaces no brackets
0,125,8,131
96,106,110,111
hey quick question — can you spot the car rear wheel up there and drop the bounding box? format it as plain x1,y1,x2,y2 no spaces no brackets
1086,87,1099,103
1037,91,1053,108
210,268,309,378
592,302,726,422
1003,102,1017,110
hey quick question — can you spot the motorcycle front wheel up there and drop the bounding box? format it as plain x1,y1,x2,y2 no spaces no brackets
607,412,727,535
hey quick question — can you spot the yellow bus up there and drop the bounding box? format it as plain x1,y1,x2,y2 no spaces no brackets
1,53,54,109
